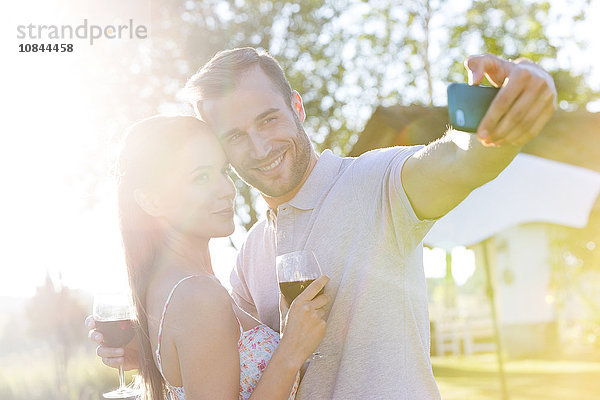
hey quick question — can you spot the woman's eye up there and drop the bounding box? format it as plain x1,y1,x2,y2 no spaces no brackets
194,174,209,183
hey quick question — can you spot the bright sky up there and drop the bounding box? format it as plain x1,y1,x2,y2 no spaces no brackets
2,0,599,299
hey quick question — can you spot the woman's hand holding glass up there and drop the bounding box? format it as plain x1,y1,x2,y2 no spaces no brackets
86,315,140,371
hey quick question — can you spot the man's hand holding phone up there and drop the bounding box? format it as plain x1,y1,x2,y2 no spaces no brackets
458,54,556,147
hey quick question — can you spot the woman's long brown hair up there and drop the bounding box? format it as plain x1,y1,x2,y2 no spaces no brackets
116,115,209,399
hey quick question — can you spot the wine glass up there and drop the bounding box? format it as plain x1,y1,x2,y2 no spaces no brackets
276,250,325,360
93,293,139,399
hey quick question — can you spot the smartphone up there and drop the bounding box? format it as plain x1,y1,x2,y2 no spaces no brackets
447,83,500,133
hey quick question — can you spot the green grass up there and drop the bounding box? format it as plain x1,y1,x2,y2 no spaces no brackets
2,348,599,399
0,347,137,400
433,353,600,400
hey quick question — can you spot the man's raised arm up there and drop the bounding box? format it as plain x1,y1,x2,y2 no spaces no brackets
402,54,557,220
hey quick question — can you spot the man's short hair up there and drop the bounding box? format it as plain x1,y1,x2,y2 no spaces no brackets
185,47,293,116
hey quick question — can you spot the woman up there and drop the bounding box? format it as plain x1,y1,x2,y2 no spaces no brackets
107,115,329,399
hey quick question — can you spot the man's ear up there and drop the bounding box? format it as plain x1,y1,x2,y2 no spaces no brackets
291,90,306,122
133,189,163,217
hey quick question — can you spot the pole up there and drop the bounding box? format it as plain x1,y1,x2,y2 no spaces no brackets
482,239,510,400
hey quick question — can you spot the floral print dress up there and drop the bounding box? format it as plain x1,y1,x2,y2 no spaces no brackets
155,276,299,400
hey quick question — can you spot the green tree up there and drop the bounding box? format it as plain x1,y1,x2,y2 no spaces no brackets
76,0,599,233
26,273,87,396
79,0,435,230
447,0,599,108
549,210,600,352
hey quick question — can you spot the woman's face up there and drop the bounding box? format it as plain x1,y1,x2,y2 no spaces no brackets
154,133,237,239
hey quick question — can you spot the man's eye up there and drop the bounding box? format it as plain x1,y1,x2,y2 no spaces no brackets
262,117,276,126
228,132,243,143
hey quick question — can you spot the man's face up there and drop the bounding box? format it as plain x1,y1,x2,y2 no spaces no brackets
200,66,313,198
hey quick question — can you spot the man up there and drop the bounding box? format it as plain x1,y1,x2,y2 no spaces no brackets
90,47,556,399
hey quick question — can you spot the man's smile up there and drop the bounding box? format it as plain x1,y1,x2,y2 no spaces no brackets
256,152,285,172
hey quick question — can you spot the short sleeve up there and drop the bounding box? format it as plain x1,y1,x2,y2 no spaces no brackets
387,146,438,248
351,146,437,255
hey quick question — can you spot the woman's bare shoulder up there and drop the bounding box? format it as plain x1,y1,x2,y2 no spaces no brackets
164,275,238,335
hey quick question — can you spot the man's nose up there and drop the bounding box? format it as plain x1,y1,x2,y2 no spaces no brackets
248,129,272,160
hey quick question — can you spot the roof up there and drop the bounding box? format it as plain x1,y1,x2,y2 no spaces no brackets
350,105,600,173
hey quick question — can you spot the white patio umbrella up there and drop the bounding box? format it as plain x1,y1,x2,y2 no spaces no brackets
425,153,600,250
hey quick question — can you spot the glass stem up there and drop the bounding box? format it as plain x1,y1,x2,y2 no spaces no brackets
118,365,126,389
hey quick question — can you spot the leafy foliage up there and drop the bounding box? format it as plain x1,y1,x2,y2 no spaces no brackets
549,211,600,351
447,0,599,107
77,0,599,233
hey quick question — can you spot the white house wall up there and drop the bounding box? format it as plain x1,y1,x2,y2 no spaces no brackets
493,224,555,325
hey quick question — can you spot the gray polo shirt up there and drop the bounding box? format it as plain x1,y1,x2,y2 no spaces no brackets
230,147,441,399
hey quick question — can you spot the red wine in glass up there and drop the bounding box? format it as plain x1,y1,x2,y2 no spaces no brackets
276,250,326,361
279,279,324,305
94,319,135,348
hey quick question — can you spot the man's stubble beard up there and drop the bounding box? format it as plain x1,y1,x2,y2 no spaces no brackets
236,115,313,198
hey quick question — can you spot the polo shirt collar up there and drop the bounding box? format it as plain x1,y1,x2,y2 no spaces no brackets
287,149,342,211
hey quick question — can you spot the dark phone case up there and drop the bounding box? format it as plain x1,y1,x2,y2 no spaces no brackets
447,83,500,133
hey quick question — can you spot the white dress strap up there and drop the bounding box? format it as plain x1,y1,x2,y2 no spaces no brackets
155,275,200,383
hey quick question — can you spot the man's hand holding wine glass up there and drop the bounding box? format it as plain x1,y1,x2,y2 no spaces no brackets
279,275,330,365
